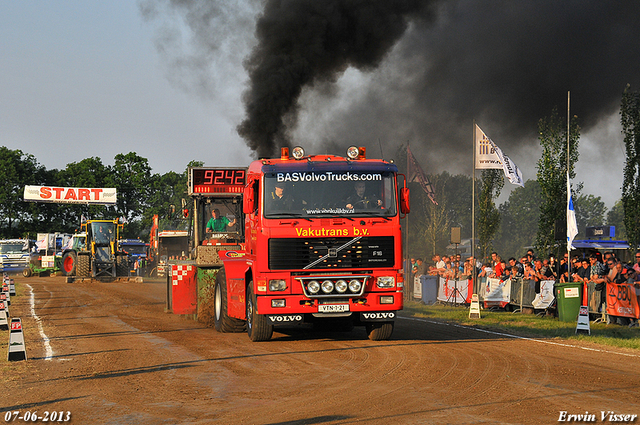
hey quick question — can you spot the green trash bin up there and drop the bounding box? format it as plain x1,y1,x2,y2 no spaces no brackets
555,281,583,322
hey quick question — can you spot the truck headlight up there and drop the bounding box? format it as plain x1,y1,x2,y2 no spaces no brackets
307,280,320,294
321,280,334,294
292,146,305,159
376,276,395,288
348,279,362,293
269,280,287,291
335,279,348,293
271,299,286,308
346,146,359,159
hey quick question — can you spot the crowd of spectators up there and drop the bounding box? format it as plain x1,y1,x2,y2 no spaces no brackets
408,249,640,287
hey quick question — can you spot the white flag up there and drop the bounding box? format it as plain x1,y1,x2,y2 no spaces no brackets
567,172,578,250
475,124,503,170
475,124,524,187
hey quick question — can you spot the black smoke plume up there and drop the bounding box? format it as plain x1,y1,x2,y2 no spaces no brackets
146,0,640,176
236,0,436,158
236,0,640,169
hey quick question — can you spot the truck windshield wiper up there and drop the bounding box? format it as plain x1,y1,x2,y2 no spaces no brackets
268,213,312,221
352,212,391,220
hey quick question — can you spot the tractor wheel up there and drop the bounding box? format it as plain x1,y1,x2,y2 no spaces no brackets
366,322,394,341
62,251,77,276
116,255,129,277
246,282,273,342
213,268,246,333
77,253,91,278
22,267,32,278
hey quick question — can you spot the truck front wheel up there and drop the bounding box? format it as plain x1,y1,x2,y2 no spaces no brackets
62,251,77,276
214,268,245,333
246,283,273,342
366,322,394,341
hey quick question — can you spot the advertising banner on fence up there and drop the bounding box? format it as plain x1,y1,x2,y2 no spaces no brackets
437,277,472,304
483,277,511,308
413,274,423,299
606,282,640,319
24,186,117,205
532,280,555,309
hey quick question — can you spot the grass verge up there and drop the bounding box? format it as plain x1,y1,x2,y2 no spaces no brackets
403,300,640,351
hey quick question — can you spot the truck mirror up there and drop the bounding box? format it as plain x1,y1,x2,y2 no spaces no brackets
243,184,256,214
400,187,410,214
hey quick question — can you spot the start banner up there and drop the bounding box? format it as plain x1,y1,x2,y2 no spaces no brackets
606,282,640,319
24,186,117,205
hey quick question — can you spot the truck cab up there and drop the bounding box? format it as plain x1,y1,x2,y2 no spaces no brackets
118,239,149,276
0,239,31,274
211,146,409,341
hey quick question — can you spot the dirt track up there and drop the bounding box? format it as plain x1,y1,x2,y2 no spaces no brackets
2,275,640,424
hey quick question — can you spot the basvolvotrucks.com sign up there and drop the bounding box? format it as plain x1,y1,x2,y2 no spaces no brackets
23,186,117,205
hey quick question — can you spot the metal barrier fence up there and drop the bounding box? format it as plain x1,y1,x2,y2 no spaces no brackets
415,274,613,320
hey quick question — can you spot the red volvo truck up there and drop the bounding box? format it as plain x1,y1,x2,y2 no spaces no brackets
192,146,409,341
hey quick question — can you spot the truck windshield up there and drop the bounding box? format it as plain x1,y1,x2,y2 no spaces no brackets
91,222,116,244
264,171,397,218
0,243,26,254
121,245,147,255
201,198,242,241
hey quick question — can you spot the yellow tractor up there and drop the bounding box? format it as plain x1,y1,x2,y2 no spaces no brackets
73,219,129,279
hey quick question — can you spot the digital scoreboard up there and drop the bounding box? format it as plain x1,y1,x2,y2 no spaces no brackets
189,167,247,195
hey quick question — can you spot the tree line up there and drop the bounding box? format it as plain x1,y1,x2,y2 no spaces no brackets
2,88,639,260
401,86,640,262
0,149,200,240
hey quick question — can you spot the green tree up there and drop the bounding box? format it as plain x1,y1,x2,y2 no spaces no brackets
494,179,542,258
414,173,452,259
111,152,153,237
607,199,626,240
57,157,115,228
22,167,75,236
145,171,189,232
140,160,205,240
0,147,44,237
620,84,640,251
445,173,473,239
476,169,503,261
574,194,606,236
535,107,580,256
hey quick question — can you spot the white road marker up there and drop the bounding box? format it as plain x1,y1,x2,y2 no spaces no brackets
27,284,53,361
400,315,640,359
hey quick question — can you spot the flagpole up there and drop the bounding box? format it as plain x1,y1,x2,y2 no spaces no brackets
567,92,571,275
472,121,477,294
405,144,411,302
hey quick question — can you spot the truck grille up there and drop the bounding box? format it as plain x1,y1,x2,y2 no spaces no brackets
268,236,394,270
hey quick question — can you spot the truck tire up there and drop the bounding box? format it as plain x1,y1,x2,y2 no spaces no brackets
116,255,129,277
62,251,77,276
246,282,273,342
214,268,246,333
23,267,32,278
77,253,91,278
366,322,394,341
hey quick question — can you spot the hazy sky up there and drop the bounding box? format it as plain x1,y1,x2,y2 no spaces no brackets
1,1,634,210
1,1,253,175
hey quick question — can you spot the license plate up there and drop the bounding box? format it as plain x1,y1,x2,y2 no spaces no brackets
318,304,349,313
